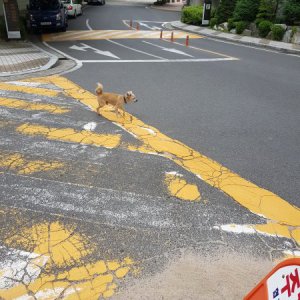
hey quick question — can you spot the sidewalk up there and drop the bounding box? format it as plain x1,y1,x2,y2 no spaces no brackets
171,21,300,55
0,41,58,77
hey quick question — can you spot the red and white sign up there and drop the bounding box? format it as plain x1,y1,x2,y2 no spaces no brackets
245,259,300,300
267,265,300,300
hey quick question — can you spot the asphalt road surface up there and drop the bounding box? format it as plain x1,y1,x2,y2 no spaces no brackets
0,2,299,299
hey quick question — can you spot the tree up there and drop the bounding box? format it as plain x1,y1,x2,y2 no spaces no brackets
256,0,282,22
233,0,260,22
215,0,237,24
284,0,300,24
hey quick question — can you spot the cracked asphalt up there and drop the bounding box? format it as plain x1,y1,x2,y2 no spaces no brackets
0,2,299,299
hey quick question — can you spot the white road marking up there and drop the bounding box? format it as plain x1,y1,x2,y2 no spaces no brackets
6,81,44,87
106,39,166,59
143,40,194,57
214,224,256,234
139,22,155,30
0,246,49,289
78,57,237,63
70,43,120,59
166,171,183,177
83,122,97,131
86,18,92,31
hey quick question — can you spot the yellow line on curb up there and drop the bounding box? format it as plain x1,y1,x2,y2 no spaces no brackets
0,97,69,114
42,30,202,42
41,75,300,229
0,82,60,98
16,123,121,149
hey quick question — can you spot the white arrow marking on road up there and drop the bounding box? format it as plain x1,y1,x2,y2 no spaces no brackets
69,43,120,59
138,22,156,30
142,41,194,58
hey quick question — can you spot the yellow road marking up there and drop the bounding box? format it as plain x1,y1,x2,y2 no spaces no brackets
0,220,135,299
43,75,300,229
0,97,69,114
16,123,121,149
0,151,64,175
0,82,60,98
165,172,201,202
42,30,202,42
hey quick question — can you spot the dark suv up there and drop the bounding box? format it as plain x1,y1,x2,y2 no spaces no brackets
27,0,68,32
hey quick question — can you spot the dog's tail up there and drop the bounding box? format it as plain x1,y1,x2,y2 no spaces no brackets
95,82,103,95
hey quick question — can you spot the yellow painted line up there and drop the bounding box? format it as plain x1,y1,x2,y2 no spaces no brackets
165,172,200,202
0,82,60,98
0,151,64,175
0,220,136,299
0,97,69,114
16,123,121,149
42,30,202,42
44,75,300,228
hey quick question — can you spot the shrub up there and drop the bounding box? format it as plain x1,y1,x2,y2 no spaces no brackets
271,24,285,40
235,21,248,34
233,0,260,22
181,6,203,25
209,17,217,28
258,20,273,37
284,0,300,25
215,0,237,24
228,18,236,31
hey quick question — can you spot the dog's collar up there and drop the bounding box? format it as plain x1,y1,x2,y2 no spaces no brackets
123,96,127,104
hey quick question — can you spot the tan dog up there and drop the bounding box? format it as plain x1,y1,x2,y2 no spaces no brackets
95,82,138,117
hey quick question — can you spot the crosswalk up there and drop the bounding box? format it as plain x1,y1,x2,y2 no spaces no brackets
42,29,202,42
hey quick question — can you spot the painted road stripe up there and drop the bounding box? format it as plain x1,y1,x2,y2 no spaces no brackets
0,173,176,229
16,123,121,149
0,217,135,299
0,83,60,98
44,76,300,234
0,97,69,114
42,30,202,42
0,151,64,175
76,58,238,63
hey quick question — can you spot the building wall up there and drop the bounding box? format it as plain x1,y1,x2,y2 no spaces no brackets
0,0,28,16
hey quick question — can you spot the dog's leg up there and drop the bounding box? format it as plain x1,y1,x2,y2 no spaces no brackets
114,106,120,118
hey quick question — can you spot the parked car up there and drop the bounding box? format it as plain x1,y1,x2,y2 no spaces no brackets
87,0,105,5
27,0,68,32
62,0,82,18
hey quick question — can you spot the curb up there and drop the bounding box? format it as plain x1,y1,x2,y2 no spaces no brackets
149,4,183,12
170,21,300,56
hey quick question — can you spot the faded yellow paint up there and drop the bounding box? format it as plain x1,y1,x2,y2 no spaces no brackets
42,30,202,42
254,223,292,239
115,267,130,278
0,221,135,299
41,75,300,228
0,97,69,114
165,173,201,202
0,151,64,175
291,228,300,246
0,82,60,97
16,123,121,148
107,260,121,271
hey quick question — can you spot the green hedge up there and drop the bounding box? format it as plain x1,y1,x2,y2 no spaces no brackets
235,21,248,34
181,6,203,25
258,20,273,37
228,18,236,31
271,24,285,40
209,17,217,28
